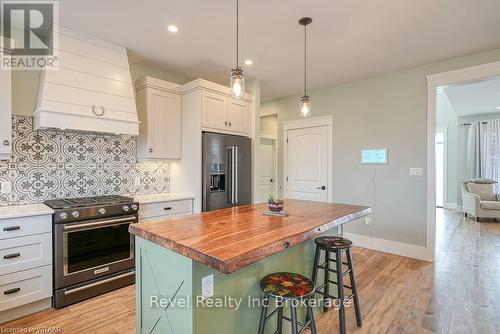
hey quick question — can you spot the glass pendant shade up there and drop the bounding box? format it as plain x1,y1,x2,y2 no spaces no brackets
230,67,245,98
300,95,311,117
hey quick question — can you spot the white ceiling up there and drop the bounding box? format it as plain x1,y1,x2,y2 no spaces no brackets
58,0,500,101
444,76,500,117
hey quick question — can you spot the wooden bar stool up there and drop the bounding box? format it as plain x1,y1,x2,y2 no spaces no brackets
258,272,317,334
311,236,362,334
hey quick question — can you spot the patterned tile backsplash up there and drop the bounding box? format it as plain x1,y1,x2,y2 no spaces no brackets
0,116,170,206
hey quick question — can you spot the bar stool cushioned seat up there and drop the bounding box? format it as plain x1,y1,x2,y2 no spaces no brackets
258,272,317,334
260,272,315,298
314,236,352,249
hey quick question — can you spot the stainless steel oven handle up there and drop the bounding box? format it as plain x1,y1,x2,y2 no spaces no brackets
63,270,135,296
63,216,137,231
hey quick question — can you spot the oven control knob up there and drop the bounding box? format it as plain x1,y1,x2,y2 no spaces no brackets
98,208,106,215
59,212,68,220
71,211,80,218
131,204,138,211
122,205,130,212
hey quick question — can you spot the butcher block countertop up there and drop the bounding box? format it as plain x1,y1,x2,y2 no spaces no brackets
129,199,371,273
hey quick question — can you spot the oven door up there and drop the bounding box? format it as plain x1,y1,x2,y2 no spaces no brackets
54,215,137,289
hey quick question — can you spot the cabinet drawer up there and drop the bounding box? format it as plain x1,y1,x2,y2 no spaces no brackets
139,200,193,220
0,265,52,312
0,233,52,275
0,215,52,240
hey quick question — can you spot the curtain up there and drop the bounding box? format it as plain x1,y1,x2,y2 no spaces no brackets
459,122,481,182
480,120,500,190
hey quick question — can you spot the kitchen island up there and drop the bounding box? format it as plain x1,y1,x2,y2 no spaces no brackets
129,199,371,334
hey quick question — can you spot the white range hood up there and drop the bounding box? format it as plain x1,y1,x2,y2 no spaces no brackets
34,26,139,135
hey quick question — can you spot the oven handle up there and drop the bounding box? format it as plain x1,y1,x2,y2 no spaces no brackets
63,216,137,232
63,270,135,296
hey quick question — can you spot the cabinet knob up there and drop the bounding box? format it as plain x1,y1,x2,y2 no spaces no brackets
224,121,228,126
228,122,232,127
149,148,153,153
3,140,9,146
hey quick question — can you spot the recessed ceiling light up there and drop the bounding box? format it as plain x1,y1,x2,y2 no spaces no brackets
244,59,253,66
167,25,178,33
496,106,500,110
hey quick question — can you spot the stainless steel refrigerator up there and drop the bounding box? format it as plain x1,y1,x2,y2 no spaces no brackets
202,132,252,211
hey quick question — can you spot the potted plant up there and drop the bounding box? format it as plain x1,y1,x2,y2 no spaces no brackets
268,193,284,213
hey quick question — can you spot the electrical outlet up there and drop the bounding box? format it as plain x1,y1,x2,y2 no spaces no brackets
365,217,372,226
409,167,424,176
134,176,141,187
0,180,12,194
201,274,214,300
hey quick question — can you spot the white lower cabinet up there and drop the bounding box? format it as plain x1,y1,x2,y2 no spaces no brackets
0,234,52,274
139,199,194,221
0,210,53,322
0,265,52,312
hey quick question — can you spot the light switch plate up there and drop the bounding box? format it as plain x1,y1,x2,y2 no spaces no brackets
201,274,214,300
409,167,424,176
0,180,12,194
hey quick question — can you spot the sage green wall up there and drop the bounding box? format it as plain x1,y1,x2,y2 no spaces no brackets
436,92,459,206
10,57,191,116
261,48,500,247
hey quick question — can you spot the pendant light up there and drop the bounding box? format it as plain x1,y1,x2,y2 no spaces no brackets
230,0,245,98
299,17,312,117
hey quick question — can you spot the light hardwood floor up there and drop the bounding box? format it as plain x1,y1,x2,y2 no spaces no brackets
2,209,499,333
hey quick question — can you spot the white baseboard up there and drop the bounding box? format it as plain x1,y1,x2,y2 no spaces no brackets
343,232,432,262
456,205,463,212
0,297,52,323
443,202,457,210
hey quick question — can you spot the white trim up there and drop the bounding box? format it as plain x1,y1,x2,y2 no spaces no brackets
283,115,333,130
344,233,431,261
426,60,500,263
427,61,500,88
283,115,333,202
443,202,457,210
260,110,278,117
456,205,463,212
260,133,278,140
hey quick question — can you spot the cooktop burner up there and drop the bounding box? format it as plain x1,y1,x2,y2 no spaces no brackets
45,195,134,209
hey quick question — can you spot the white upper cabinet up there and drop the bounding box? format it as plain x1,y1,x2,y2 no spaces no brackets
227,97,251,135
199,87,251,137
34,26,139,135
202,91,228,130
136,77,182,160
0,37,12,160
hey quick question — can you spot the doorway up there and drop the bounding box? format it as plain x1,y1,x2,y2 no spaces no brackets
426,60,500,262
283,116,333,202
256,136,277,202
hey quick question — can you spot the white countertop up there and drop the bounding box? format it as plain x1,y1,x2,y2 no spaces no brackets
0,203,54,220
133,193,194,205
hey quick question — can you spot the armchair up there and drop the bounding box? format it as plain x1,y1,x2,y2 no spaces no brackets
462,179,500,221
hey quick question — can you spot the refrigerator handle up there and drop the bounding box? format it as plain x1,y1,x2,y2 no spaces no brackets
234,146,238,204
227,146,233,204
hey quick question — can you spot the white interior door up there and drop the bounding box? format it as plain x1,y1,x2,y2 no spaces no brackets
285,126,329,201
256,138,276,202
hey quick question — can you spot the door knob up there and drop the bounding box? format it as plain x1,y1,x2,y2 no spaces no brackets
316,186,326,190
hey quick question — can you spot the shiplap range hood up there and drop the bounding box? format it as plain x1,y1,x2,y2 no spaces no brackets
34,26,139,135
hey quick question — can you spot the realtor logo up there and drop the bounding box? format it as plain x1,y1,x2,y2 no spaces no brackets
1,1,59,69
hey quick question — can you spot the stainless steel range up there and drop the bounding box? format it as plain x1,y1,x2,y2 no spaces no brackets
44,195,139,308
